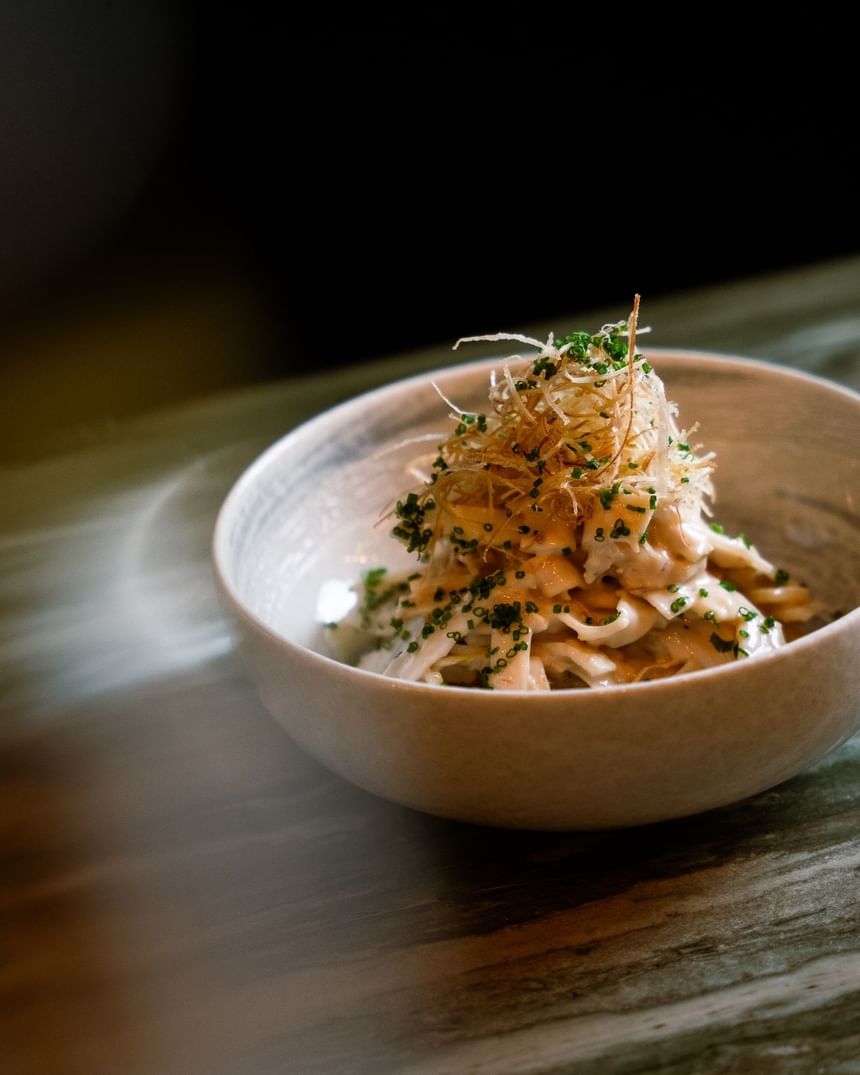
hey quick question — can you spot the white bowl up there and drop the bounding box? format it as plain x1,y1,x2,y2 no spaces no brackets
212,351,860,829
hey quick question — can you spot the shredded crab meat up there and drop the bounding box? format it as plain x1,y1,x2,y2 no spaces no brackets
330,300,822,690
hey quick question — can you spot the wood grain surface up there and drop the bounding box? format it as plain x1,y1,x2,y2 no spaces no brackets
3,259,860,1074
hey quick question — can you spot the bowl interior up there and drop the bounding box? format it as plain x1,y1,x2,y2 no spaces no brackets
217,352,860,659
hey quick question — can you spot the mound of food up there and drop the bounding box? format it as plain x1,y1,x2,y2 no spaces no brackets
332,299,819,689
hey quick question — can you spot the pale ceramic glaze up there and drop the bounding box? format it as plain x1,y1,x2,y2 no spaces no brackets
212,351,860,829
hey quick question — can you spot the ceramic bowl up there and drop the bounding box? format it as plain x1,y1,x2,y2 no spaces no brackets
212,351,860,829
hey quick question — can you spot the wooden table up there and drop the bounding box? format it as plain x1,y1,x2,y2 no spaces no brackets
4,260,860,1074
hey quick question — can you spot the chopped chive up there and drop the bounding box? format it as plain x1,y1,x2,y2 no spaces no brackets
599,487,616,510
532,357,557,378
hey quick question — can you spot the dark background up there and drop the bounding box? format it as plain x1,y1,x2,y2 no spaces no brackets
2,3,856,455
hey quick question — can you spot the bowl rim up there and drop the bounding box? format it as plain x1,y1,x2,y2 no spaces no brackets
212,347,860,703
